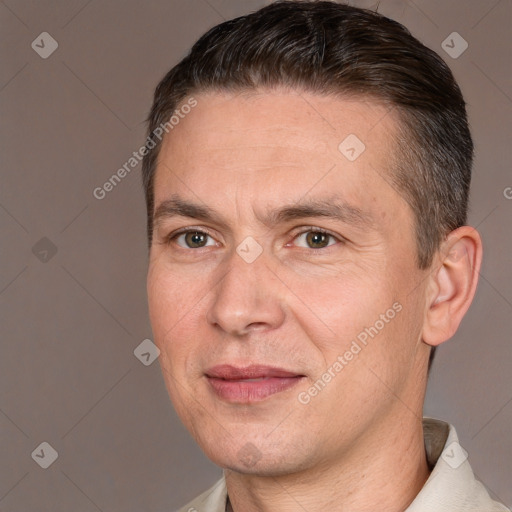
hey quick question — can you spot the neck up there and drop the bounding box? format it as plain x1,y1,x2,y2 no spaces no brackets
225,412,430,512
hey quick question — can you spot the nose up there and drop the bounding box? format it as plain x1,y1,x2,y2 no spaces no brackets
206,246,286,337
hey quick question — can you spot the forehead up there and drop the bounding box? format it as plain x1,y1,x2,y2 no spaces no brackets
160,89,396,157
153,89,403,217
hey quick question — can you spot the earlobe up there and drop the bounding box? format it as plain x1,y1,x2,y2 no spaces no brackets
422,226,483,347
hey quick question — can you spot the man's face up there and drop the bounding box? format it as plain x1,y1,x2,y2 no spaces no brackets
147,90,431,474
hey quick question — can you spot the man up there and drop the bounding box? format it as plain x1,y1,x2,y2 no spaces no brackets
142,1,509,511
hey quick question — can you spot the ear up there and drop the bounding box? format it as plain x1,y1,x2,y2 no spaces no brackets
422,226,483,347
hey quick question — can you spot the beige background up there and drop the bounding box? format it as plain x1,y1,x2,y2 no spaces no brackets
1,0,511,510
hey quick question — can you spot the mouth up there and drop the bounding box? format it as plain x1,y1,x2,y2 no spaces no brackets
205,364,305,403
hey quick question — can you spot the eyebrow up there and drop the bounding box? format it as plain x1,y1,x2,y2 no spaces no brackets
153,194,375,231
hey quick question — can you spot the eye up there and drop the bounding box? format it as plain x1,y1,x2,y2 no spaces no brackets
172,230,217,249
293,229,339,249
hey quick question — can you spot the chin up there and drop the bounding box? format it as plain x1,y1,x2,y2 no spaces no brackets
199,435,310,477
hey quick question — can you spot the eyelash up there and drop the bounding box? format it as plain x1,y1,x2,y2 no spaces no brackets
164,226,343,250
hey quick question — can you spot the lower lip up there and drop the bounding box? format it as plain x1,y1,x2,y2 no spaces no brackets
207,376,303,402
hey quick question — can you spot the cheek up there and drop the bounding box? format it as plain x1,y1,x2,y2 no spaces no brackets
147,261,205,368
147,267,206,422
280,263,394,353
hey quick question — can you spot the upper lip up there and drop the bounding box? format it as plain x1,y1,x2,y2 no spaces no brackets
205,364,302,380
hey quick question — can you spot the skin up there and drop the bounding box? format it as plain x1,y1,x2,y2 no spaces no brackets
146,89,482,512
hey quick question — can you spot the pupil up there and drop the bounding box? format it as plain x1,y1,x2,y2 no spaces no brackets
187,232,206,247
307,232,328,248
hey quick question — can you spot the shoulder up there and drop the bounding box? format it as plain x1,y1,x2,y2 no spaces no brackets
407,418,510,511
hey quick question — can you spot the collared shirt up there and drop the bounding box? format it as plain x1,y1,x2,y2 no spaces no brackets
177,418,509,512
